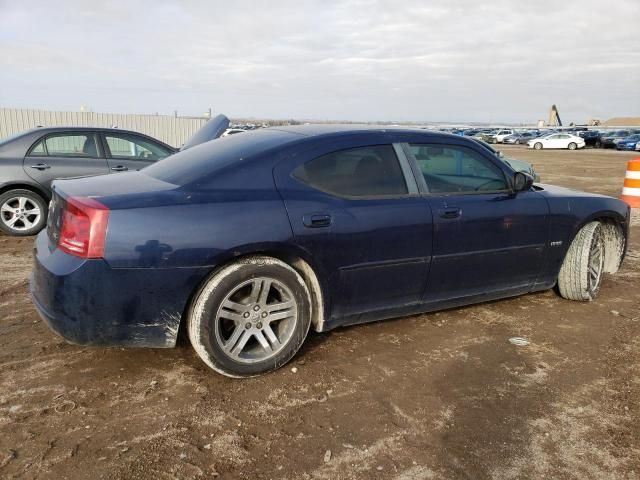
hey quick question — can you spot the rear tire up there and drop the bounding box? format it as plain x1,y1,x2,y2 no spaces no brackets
557,222,605,301
187,256,312,377
534,142,543,150
0,189,48,236
568,142,577,150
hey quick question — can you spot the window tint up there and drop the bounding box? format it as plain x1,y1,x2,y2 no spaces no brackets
408,144,508,194
43,134,98,158
105,134,172,161
293,145,408,197
29,139,46,156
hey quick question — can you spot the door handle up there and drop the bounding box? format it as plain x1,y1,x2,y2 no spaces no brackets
30,163,51,170
439,207,461,219
111,165,129,172
302,214,332,228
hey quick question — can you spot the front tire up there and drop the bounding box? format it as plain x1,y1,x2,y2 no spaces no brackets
0,189,48,236
557,222,605,301
534,142,543,150
188,256,312,377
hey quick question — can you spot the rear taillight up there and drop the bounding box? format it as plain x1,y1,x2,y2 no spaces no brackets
58,197,110,258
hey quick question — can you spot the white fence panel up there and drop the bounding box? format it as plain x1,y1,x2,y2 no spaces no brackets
0,108,208,148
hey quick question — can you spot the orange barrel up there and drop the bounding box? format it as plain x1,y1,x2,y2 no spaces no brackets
621,158,640,208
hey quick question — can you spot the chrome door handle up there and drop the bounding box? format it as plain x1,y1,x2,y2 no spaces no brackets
111,165,129,172
30,163,51,170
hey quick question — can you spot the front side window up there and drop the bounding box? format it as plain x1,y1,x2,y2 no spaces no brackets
408,144,508,194
41,134,99,158
105,134,172,161
293,145,408,197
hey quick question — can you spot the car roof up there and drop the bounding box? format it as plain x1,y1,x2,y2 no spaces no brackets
17,126,151,136
267,123,457,139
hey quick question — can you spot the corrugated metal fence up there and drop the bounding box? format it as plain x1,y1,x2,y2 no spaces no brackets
0,108,209,148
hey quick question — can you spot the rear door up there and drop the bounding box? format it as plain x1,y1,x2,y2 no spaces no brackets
24,132,109,189
101,132,174,172
274,140,432,321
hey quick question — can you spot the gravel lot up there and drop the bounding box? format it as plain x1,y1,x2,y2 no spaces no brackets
0,146,639,480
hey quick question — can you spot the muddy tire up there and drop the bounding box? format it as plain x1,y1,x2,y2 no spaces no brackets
0,189,48,236
557,222,606,301
187,256,312,377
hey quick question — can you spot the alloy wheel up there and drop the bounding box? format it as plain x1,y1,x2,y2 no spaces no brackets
0,196,42,232
214,277,298,364
587,231,605,294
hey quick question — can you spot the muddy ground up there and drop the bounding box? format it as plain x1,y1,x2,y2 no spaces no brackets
0,146,639,480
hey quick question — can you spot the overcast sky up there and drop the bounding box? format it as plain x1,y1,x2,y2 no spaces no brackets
1,0,639,124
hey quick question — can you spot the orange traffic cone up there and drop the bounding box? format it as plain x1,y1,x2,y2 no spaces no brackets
621,158,640,208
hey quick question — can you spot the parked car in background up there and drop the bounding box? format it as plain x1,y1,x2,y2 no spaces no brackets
472,139,540,181
472,130,496,142
0,115,229,235
30,125,629,377
616,134,640,151
503,132,538,145
221,128,247,137
487,129,516,144
600,130,634,149
528,133,585,150
577,130,602,147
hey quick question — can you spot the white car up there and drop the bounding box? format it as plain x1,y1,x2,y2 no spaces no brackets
489,129,516,143
528,133,585,150
221,128,247,137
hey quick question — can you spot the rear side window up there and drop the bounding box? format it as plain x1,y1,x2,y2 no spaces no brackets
29,134,99,158
293,145,408,198
104,134,172,161
30,140,46,156
408,144,508,194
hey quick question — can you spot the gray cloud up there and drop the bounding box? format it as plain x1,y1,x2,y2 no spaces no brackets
1,0,638,123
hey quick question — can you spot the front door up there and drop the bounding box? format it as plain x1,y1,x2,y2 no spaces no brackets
404,142,549,302
274,141,433,321
24,132,109,189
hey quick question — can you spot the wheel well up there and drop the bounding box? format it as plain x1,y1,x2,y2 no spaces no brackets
594,216,625,274
177,251,327,345
0,183,49,202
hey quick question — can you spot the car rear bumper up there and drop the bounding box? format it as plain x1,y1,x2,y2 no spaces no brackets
30,231,209,348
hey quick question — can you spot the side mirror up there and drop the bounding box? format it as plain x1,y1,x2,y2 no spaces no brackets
513,171,534,192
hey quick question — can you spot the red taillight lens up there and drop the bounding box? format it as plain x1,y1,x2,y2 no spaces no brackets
58,197,110,258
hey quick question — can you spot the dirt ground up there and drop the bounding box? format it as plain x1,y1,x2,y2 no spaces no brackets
0,146,639,480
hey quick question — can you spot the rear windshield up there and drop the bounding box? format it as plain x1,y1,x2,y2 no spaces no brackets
144,129,299,186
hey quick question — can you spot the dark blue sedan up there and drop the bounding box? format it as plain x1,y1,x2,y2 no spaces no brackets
616,134,640,151
30,126,630,377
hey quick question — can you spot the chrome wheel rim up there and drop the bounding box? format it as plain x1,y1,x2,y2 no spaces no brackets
587,232,605,294
0,196,41,231
214,277,298,364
